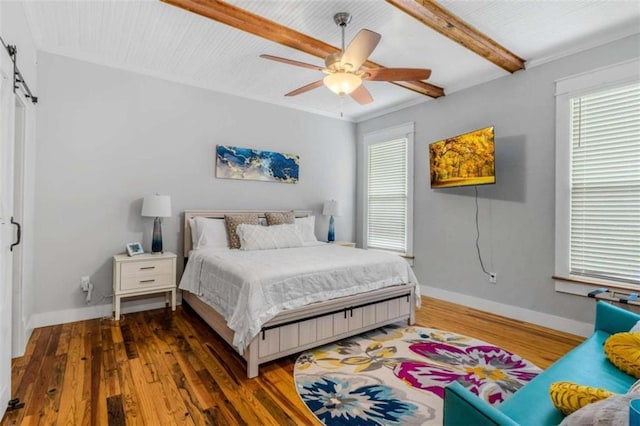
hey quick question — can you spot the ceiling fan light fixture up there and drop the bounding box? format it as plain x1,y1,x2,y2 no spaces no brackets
323,72,362,96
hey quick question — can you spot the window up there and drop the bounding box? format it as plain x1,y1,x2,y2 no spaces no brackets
555,59,640,291
363,123,414,255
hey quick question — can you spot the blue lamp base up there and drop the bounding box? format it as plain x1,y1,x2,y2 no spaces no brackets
151,217,163,254
328,215,335,242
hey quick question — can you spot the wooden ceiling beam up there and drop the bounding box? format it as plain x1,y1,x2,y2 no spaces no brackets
386,0,525,73
162,0,445,98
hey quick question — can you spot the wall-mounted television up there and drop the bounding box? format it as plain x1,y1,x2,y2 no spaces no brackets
429,126,496,189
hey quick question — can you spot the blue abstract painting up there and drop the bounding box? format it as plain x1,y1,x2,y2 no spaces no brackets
216,145,300,184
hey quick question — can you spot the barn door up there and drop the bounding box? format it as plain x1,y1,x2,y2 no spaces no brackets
0,43,16,419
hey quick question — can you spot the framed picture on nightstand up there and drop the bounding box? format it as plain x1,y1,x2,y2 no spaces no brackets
126,242,144,256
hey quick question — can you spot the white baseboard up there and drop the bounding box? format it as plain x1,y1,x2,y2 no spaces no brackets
12,318,34,358
31,298,181,329
30,287,593,336
422,285,593,337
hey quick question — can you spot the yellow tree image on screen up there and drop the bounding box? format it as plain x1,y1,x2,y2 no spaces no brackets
429,126,495,188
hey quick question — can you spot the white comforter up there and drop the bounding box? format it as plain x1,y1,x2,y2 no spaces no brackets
179,243,420,353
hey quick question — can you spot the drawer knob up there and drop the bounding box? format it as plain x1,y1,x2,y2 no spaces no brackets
140,279,155,283
140,266,156,270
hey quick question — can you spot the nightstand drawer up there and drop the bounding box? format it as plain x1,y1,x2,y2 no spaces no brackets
120,258,173,278
120,273,173,291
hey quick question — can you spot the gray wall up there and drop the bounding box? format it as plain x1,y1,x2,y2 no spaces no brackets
357,34,640,325
35,52,356,318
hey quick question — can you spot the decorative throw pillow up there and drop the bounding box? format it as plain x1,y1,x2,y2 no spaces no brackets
604,332,640,379
236,223,304,250
560,392,639,426
224,214,260,249
549,382,615,415
265,211,295,226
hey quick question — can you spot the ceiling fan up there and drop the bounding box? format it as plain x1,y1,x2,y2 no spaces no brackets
260,12,432,105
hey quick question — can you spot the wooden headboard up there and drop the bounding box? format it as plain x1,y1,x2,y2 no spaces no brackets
183,210,313,257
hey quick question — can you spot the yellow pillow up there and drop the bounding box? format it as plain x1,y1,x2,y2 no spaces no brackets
604,332,640,379
549,382,614,415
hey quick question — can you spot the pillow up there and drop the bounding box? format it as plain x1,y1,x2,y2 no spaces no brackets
604,332,640,379
224,214,260,249
295,216,317,243
549,382,614,415
631,320,640,332
631,379,640,393
192,217,228,249
265,211,295,226
560,392,639,426
236,223,304,250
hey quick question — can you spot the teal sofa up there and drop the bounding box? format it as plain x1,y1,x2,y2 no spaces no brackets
444,302,640,425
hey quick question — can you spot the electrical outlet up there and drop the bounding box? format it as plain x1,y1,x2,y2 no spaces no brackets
489,273,497,284
81,276,90,291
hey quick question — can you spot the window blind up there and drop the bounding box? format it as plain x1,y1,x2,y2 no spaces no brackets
367,138,407,252
570,82,640,285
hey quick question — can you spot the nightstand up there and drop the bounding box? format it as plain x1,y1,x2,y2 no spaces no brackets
329,241,356,248
112,252,177,320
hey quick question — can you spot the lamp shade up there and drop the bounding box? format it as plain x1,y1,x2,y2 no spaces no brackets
322,200,341,217
141,195,172,218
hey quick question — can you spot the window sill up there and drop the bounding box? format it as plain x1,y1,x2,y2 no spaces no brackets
368,248,414,267
553,275,640,306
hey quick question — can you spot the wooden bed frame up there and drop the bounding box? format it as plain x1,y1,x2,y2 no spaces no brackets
182,210,417,378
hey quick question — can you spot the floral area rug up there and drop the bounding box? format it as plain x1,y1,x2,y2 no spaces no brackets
293,325,541,425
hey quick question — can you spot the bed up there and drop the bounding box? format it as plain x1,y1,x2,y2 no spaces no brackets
179,210,420,378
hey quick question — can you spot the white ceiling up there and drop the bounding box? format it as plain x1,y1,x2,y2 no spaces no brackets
22,0,640,121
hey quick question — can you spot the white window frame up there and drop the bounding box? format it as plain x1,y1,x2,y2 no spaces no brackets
362,122,414,258
554,58,640,296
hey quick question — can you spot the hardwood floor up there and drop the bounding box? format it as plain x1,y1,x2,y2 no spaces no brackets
2,296,585,425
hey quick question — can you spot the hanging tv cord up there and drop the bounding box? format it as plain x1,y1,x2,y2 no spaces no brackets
0,35,38,104
475,185,490,276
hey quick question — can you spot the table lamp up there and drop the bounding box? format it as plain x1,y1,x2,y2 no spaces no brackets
141,194,172,254
322,200,341,242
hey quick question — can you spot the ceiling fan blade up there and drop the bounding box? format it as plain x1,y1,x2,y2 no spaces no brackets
285,80,324,97
363,68,432,81
341,29,381,71
260,54,324,71
350,85,373,105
